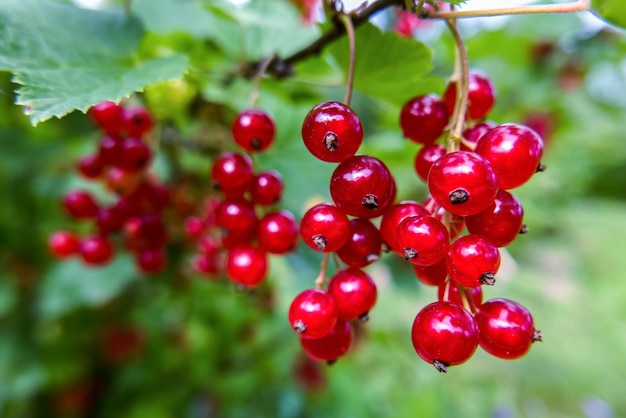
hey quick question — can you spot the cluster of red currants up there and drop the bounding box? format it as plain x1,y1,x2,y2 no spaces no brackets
289,70,543,370
47,101,170,274
185,109,299,287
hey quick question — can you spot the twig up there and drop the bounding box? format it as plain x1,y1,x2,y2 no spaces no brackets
423,0,590,19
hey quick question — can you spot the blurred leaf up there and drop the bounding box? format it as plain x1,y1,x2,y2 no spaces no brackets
326,23,440,107
0,275,18,318
0,0,189,124
591,0,626,29
38,256,137,319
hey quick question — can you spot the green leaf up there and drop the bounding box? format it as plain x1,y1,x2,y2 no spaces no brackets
591,0,626,29
37,256,137,320
0,0,189,124
324,23,440,107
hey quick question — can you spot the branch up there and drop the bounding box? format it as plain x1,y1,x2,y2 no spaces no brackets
240,0,403,79
423,0,590,19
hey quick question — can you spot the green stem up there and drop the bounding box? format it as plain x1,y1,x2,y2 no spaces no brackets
338,14,356,106
445,18,469,153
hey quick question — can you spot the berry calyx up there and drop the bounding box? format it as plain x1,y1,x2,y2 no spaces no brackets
301,101,363,163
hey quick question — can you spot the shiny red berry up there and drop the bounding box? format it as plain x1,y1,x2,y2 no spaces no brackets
300,203,350,252
327,267,377,321
251,170,283,206
79,236,114,265
48,231,80,258
446,234,501,287
232,109,276,152
118,137,152,172
399,94,449,144
225,246,268,288
444,71,496,120
211,152,254,193
90,101,124,135
427,151,498,216
257,210,299,254
462,121,496,151
336,218,382,268
465,190,524,247
301,319,352,363
215,199,258,237
122,106,154,138
289,289,338,339
62,190,99,219
396,215,449,266
411,301,479,372
475,298,541,359
379,201,429,253
475,123,544,190
137,248,166,274
330,155,395,219
302,101,363,162
414,144,446,182
77,155,104,179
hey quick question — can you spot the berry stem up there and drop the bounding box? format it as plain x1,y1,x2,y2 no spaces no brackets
248,54,276,108
338,13,356,106
461,286,478,314
445,17,470,153
314,253,331,290
441,279,451,302
423,0,590,19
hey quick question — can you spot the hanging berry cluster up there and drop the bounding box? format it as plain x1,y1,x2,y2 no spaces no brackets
48,101,170,274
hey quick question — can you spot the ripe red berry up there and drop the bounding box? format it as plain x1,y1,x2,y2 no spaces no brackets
225,246,268,288
62,190,99,219
289,289,338,339
122,106,154,138
211,152,254,193
414,144,446,182
232,109,276,152
90,101,124,135
215,199,258,237
96,207,125,235
137,248,166,274
79,236,114,265
77,155,104,179
443,70,496,120
257,210,299,254
97,135,123,166
250,170,284,206
411,301,479,372
105,167,142,196
327,268,377,321
301,101,363,162
118,137,152,172
48,231,80,258
427,151,498,216
475,298,541,359
465,190,524,247
396,215,449,266
413,259,447,286
192,253,221,277
379,201,429,253
301,319,352,363
330,155,395,219
446,234,501,287
336,218,382,268
475,123,544,190
184,216,206,240
462,121,496,151
299,203,350,252
399,94,449,144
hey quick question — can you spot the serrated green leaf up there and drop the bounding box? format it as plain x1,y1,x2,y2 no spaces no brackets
325,23,440,107
0,0,189,124
38,256,137,319
591,0,626,29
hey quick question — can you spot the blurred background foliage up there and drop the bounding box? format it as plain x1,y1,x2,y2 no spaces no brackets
0,0,625,417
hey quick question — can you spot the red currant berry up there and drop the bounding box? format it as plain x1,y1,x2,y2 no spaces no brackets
427,151,498,216
414,144,446,182
215,199,258,237
79,236,114,265
232,109,276,152
379,201,429,253
118,137,152,172
475,298,541,359
300,203,350,252
251,170,283,206
225,246,268,288
396,215,449,266
196,235,219,256
465,190,524,247
330,155,395,219
411,301,478,372
447,234,501,287
413,258,447,286
122,106,154,138
137,248,166,274
77,155,104,179
48,231,80,258
475,123,544,190
184,216,207,240
257,210,299,254
90,101,124,135
399,94,449,144
62,190,99,219
301,319,352,363
336,218,382,268
289,289,338,339
438,281,483,308
211,152,254,193
443,70,496,120
327,267,377,321
462,121,496,151
192,253,221,277
97,135,123,167
96,207,125,235
301,101,363,163
105,167,142,196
